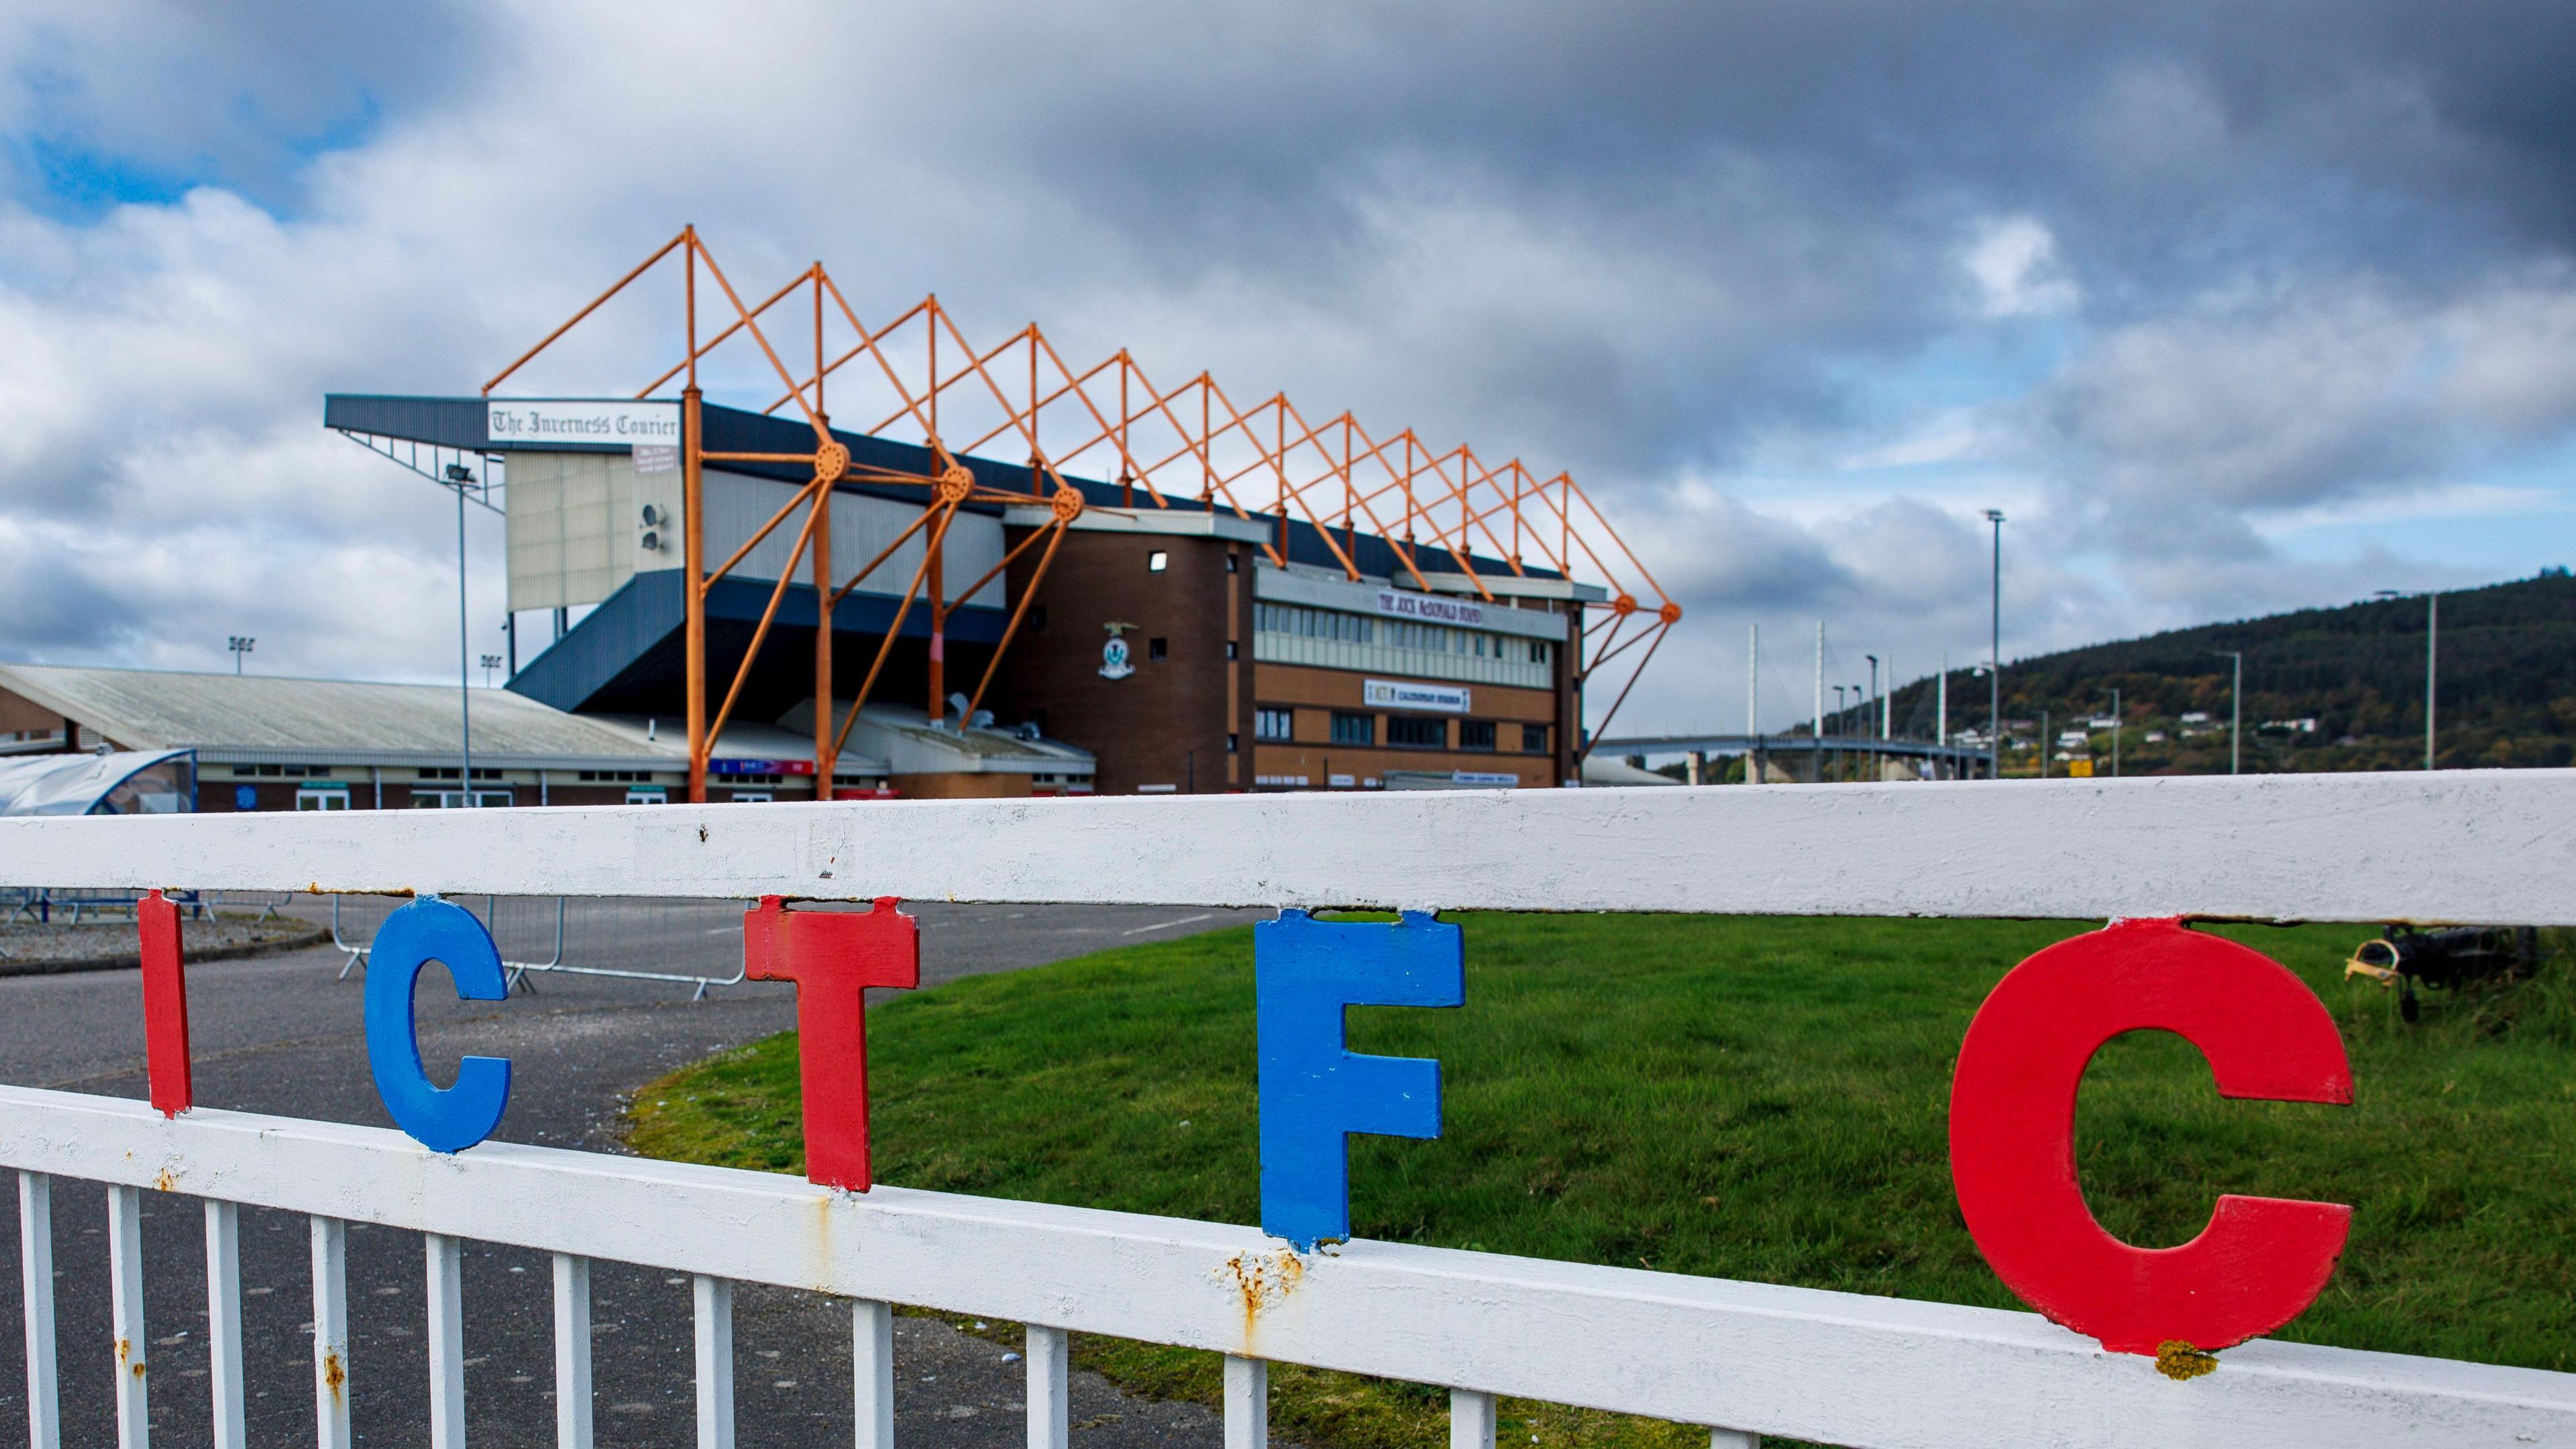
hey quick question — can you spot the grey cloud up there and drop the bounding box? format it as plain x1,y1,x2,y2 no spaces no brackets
5,0,2576,719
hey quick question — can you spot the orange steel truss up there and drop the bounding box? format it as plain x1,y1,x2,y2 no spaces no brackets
486,228,1678,801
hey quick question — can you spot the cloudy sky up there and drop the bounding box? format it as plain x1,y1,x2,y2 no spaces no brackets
4,1,2573,735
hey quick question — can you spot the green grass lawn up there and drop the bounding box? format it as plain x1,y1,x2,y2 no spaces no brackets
628,915,2576,1449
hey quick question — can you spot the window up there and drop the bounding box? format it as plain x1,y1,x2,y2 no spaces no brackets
413,789,512,809
1252,603,1371,644
1521,723,1550,754
1255,708,1294,741
1387,716,1444,748
1227,551,1240,573
1148,637,1168,660
1459,720,1497,751
1226,732,1240,753
1332,712,1376,746
1147,550,1169,572
1226,640,1238,659
295,785,351,811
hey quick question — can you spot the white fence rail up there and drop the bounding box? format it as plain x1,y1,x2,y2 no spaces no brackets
4,775,2576,1449
0,769,2569,922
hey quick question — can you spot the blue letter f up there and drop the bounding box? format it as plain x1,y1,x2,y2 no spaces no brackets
1256,908,1464,1250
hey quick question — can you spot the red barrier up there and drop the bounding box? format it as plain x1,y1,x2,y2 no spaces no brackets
138,889,193,1118
1950,918,2353,1356
742,895,920,1191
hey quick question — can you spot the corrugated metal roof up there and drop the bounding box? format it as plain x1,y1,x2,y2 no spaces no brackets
0,664,667,763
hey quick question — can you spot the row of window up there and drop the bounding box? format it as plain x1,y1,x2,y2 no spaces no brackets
1254,707,1548,753
235,764,507,780
1253,602,1553,665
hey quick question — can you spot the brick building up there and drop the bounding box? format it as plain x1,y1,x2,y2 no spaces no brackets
325,393,1598,800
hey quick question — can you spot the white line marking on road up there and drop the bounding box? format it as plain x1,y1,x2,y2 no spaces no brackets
1120,913,1216,937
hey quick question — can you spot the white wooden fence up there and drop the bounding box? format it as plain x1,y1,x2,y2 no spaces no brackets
7,771,2576,1449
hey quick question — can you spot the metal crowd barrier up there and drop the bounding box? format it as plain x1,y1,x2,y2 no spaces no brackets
329,892,750,1000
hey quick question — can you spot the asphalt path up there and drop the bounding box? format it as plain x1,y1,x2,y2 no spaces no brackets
0,897,1267,1448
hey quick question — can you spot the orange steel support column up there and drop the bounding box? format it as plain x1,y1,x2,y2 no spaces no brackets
812,437,837,794
684,385,708,803
927,536,946,722
812,268,838,794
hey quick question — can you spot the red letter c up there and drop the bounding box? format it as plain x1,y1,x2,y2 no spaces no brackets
1949,918,2353,1356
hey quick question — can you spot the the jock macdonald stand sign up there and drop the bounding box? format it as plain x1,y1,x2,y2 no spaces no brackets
131,892,2353,1376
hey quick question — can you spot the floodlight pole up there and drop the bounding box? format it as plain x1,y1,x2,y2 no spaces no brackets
1813,621,1825,784
2108,687,2121,777
1745,623,1758,785
2426,592,2438,771
2210,650,2243,774
456,472,473,801
1984,508,2004,778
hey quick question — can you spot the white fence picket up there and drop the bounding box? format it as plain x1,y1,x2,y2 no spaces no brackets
1225,1355,1268,1449
1451,1389,1495,1449
694,1274,734,1449
311,1216,350,1449
552,1253,592,1449
852,1299,894,1449
203,1200,245,1449
18,1171,58,1449
1,1087,2565,1449
105,1184,146,1449
1026,1324,1069,1449
426,1232,465,1449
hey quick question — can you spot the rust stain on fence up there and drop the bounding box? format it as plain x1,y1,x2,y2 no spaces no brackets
1221,1248,1307,1345
323,1347,347,1399
152,1168,176,1193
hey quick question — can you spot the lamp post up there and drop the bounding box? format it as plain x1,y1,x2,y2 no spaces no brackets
1984,508,2004,779
1851,682,1865,777
2210,650,2243,774
1833,685,1847,780
439,462,491,804
480,654,504,689
227,637,255,676
2375,588,2438,769
2106,687,2120,777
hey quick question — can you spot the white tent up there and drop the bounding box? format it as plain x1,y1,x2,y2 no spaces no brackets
0,749,195,816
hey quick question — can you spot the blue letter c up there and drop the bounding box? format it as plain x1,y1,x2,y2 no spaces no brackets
364,897,513,1152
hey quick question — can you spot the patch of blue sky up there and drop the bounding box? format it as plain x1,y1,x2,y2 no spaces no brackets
2261,438,2576,580
1819,313,2084,417
1727,315,2083,511
7,80,386,222
11,135,203,215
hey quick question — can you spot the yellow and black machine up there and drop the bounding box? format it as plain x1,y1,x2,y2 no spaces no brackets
2345,925,2539,1021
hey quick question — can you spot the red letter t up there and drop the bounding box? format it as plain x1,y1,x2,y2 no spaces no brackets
742,896,920,1191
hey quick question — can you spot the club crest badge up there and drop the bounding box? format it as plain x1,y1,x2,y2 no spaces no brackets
1099,621,1138,680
